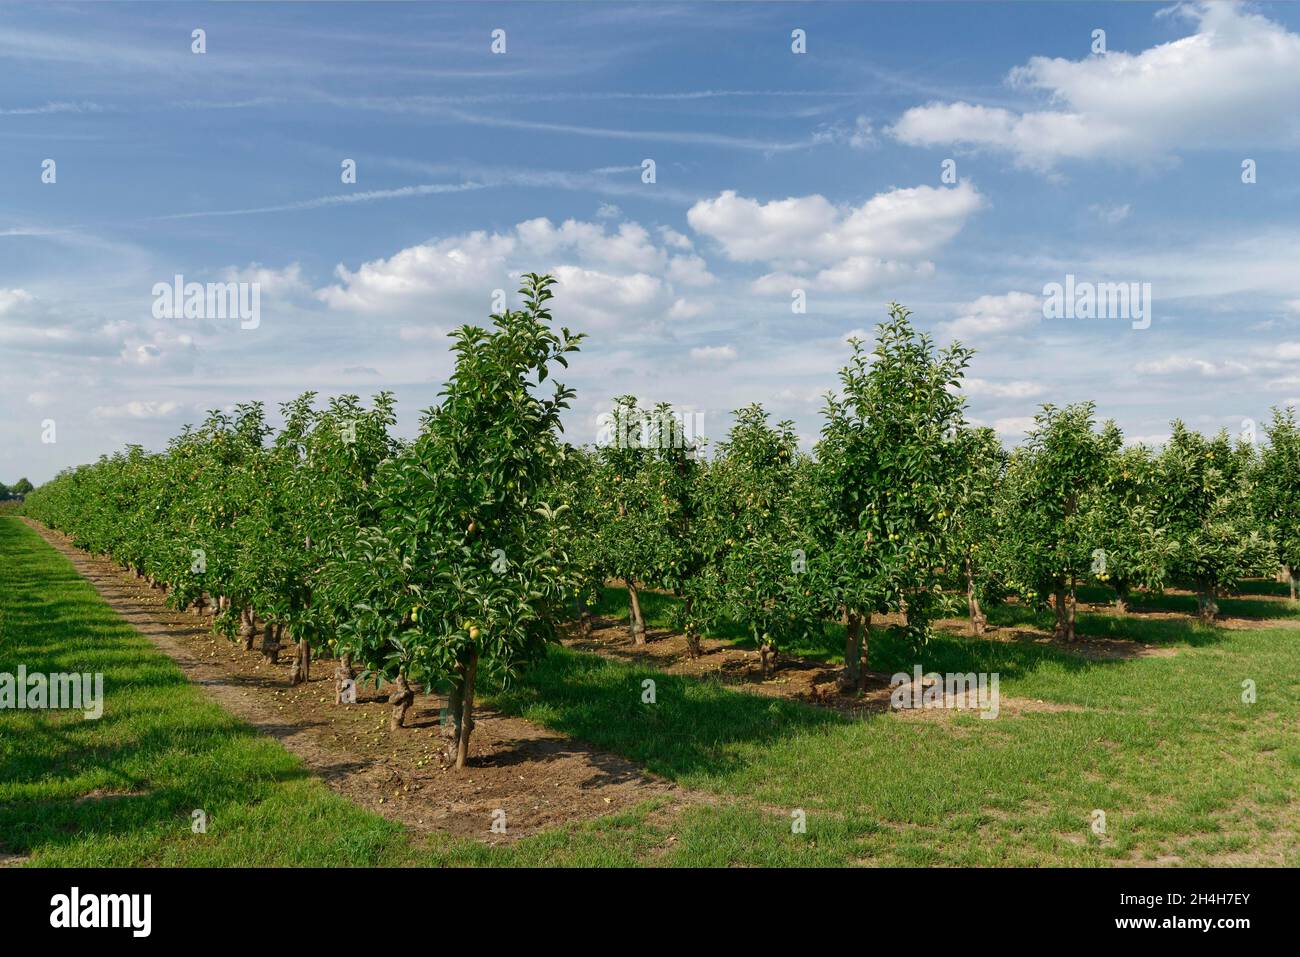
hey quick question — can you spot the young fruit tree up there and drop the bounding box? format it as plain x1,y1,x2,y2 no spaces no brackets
687,405,815,673
320,274,583,768
815,304,972,690
996,403,1108,642
590,395,698,645
1155,422,1273,623
300,392,401,690
1254,407,1300,601
948,426,1006,636
1079,429,1172,612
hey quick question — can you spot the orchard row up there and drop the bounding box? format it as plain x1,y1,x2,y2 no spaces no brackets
24,275,1300,765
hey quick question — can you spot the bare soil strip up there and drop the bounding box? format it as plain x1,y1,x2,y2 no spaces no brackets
25,520,680,844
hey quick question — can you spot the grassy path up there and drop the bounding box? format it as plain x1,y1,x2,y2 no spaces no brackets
5,515,1299,866
0,516,417,865
0,517,704,866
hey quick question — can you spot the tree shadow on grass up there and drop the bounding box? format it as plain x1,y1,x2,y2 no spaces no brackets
485,628,1149,786
485,645,844,782
0,714,315,858
982,603,1230,649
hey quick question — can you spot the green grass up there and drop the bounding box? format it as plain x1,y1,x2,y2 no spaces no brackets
594,580,1300,663
0,517,670,867
506,583,1300,865
0,517,417,865
488,630,1300,865
6,517,1299,866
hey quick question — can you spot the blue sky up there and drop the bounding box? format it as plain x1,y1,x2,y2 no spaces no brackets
3,1,1300,483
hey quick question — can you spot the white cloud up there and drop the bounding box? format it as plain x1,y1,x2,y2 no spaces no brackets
1089,203,1131,225
993,416,1036,437
889,3,1300,171
669,298,705,321
317,217,713,329
220,262,309,297
657,227,694,251
549,265,673,330
1125,433,1171,449
1134,355,1252,378
689,344,737,362
687,181,983,291
666,254,716,287
92,400,181,419
0,288,34,315
317,230,513,312
963,377,1045,399
848,115,876,150
939,291,1042,340
398,325,449,341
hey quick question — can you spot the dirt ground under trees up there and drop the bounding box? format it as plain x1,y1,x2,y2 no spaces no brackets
24,520,1294,845
26,520,679,844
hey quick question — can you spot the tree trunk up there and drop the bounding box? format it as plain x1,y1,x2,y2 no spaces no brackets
1289,568,1297,601
1113,580,1131,614
289,637,311,686
837,610,864,692
334,654,354,704
388,674,415,730
683,596,703,657
260,621,281,663
239,607,256,651
441,676,464,763
455,649,479,770
1195,586,1218,624
1053,583,1077,642
758,640,777,676
627,581,647,645
965,554,986,636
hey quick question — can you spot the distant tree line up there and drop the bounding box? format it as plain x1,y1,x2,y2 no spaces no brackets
0,478,33,500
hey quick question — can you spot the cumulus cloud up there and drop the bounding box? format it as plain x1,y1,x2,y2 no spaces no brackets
397,325,449,341
687,181,983,292
963,377,1046,399
992,416,1037,437
848,115,877,150
689,344,737,362
889,2,1300,171
219,262,310,297
939,291,1042,340
317,217,714,331
0,288,35,315
92,400,181,419
1133,355,1253,378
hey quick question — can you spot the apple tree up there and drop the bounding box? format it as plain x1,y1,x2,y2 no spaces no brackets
1254,407,1300,600
1155,422,1273,622
996,403,1108,642
815,304,972,690
320,274,582,767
